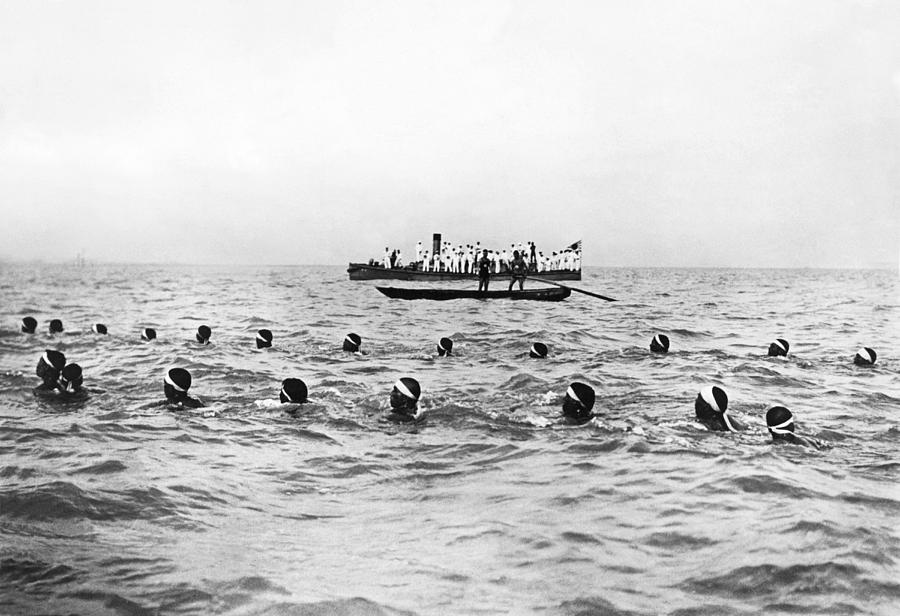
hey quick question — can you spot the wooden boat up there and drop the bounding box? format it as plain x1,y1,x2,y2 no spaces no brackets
376,286,571,301
349,263,581,282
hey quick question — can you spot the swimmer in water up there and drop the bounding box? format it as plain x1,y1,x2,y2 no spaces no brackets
766,406,826,449
768,338,789,357
280,378,308,404
853,347,876,366
386,377,421,422
196,325,211,345
437,337,453,357
529,342,548,358
57,363,86,396
343,333,362,353
92,323,108,335
561,382,595,424
141,327,157,342
34,350,66,393
650,334,670,353
49,319,64,334
21,317,37,334
163,368,204,409
694,385,745,432
256,329,273,349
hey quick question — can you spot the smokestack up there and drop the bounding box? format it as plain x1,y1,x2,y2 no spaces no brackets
432,233,441,256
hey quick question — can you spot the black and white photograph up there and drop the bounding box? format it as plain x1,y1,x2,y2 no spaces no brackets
1,1,898,615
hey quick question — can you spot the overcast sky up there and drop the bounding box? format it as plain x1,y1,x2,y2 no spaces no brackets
1,0,898,268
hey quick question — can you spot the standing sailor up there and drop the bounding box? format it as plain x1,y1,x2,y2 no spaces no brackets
477,249,492,292
508,251,528,291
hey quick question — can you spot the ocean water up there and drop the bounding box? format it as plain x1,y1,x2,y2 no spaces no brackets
1,263,898,616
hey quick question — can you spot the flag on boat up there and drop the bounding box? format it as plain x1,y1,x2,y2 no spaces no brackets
567,240,582,251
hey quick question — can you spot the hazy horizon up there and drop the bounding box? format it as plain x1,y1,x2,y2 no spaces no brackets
2,1,899,269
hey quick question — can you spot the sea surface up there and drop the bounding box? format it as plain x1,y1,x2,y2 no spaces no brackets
1,264,898,616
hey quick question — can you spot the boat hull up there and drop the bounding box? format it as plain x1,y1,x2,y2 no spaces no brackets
348,263,581,281
376,286,571,301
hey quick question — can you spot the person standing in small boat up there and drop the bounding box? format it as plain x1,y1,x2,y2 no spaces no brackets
508,251,528,291
477,249,492,292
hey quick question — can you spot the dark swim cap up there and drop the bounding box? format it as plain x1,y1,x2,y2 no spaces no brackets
58,363,83,392
394,377,421,402
280,378,308,403
696,385,728,413
695,385,739,432
37,350,66,379
256,329,273,349
165,368,192,393
650,334,670,353
343,333,361,352
92,323,108,335
768,338,789,357
565,382,595,412
437,337,453,356
853,347,876,366
196,325,211,344
529,342,548,358
49,319,64,333
766,406,795,435
141,328,157,341
21,317,37,333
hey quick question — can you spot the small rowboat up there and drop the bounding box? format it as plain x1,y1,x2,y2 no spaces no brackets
376,286,571,301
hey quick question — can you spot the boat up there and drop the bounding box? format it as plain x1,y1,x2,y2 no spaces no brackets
348,263,581,282
348,234,582,281
376,286,571,301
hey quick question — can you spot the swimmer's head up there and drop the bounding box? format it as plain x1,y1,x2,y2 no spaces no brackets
196,325,211,345
562,382,595,421
766,405,795,441
164,368,192,402
49,319,64,334
91,323,108,335
437,337,453,357
256,329,273,349
141,328,157,342
853,347,876,366
768,338,789,357
529,342,548,358
36,350,66,384
280,378,308,404
343,333,361,353
21,317,37,334
390,377,420,412
650,334,670,353
694,385,738,432
58,363,83,392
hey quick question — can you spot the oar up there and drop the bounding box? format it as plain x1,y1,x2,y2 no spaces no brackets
525,276,617,302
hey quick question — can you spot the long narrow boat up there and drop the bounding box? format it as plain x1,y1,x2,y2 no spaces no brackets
349,263,581,282
376,286,571,301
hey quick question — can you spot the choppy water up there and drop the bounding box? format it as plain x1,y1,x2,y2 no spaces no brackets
1,263,898,616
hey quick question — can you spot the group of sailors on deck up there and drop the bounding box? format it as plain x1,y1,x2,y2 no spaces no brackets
375,240,581,273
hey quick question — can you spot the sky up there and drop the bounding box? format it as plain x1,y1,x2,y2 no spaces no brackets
1,0,898,268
